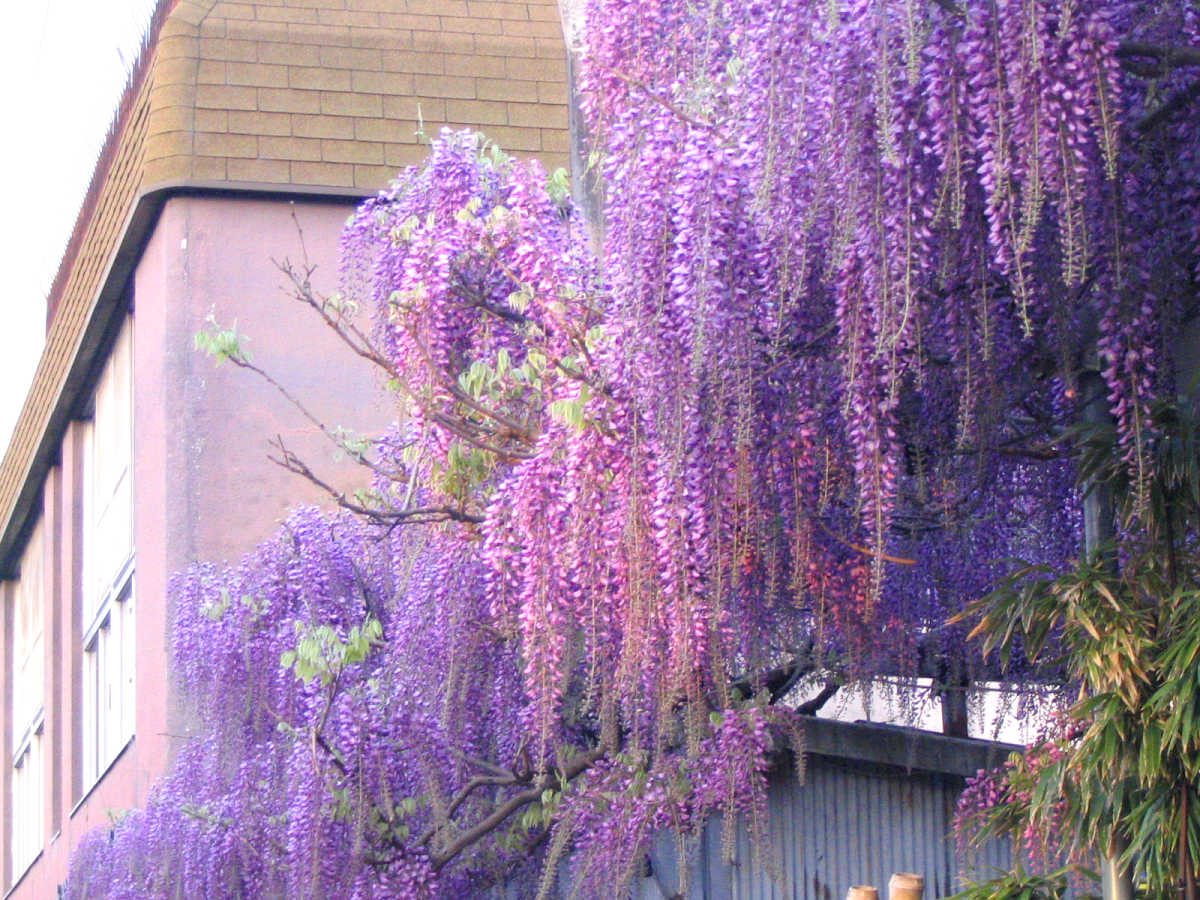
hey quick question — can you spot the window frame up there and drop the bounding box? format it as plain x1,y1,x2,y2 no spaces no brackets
10,711,44,879
78,317,136,794
80,559,135,789
10,517,46,881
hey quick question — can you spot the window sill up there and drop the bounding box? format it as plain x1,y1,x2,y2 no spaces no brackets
70,734,135,819
11,710,45,767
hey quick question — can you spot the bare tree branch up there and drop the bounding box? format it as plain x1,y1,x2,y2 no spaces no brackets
418,770,529,849
1118,42,1200,73
429,747,605,872
275,258,403,383
269,436,484,526
1136,78,1200,132
729,642,817,703
397,321,539,448
452,277,533,327
928,0,963,18
216,347,408,484
278,257,541,461
796,682,841,716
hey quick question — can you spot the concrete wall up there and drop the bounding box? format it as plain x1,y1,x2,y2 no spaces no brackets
135,193,392,574
5,192,390,897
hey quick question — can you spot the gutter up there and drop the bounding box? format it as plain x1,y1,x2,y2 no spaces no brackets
802,717,1020,778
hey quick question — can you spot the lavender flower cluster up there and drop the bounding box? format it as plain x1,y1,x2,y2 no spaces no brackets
63,0,1200,893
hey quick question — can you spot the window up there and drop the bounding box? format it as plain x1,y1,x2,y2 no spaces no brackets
12,520,44,877
12,727,43,878
81,319,135,787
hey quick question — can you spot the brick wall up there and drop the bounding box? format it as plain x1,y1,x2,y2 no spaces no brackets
146,0,569,191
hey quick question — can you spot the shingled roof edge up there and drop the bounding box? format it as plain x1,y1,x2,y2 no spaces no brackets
44,0,181,327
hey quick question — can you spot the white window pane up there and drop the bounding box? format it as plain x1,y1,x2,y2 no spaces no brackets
101,622,113,766
13,521,45,748
80,316,136,790
107,619,121,762
93,472,131,597
84,644,98,785
81,422,99,626
82,657,92,785
93,323,131,512
13,729,44,875
84,318,133,629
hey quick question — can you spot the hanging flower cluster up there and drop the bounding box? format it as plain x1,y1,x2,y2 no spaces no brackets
64,0,1200,895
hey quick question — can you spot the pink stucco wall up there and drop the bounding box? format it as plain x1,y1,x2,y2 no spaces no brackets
8,193,394,897
139,194,394,573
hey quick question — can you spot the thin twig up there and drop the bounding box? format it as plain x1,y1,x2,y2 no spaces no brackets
270,436,484,525
812,517,919,566
452,752,517,780
589,59,714,131
219,350,404,481
275,258,402,382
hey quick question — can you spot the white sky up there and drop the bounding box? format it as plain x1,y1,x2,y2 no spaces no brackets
0,0,160,457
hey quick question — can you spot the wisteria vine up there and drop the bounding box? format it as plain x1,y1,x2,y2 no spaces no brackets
65,1,1200,896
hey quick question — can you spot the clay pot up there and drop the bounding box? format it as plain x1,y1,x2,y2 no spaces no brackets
888,872,925,900
847,887,879,900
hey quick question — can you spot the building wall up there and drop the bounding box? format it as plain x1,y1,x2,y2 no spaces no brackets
4,193,391,897
136,191,400,772
135,194,389,579
2,424,115,900
0,0,568,579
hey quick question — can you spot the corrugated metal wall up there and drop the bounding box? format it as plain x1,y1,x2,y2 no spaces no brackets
632,755,1011,900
